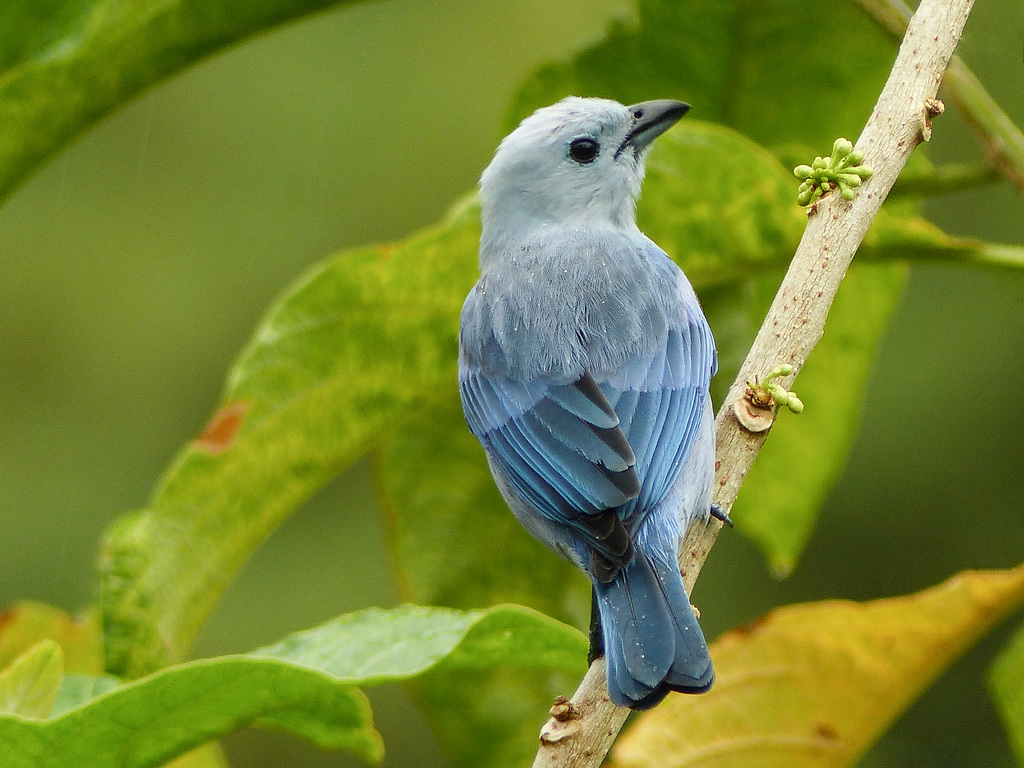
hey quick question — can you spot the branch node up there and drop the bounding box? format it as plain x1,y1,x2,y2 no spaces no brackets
922,97,945,141
732,394,775,433
549,695,581,722
734,364,804,432
540,715,582,745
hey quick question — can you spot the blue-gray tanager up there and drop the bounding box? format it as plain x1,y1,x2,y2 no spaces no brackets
458,97,717,709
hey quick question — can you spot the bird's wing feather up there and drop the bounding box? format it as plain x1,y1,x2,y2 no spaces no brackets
461,369,641,521
613,320,715,521
460,306,714,531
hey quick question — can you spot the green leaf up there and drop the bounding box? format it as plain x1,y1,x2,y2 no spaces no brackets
641,121,908,572
505,0,924,575
0,604,584,768
498,0,1024,574
0,0,367,203
506,0,895,153
253,603,586,680
729,209,1024,573
612,563,1024,768
989,620,1024,765
0,642,63,719
637,121,807,288
0,658,380,768
99,200,482,677
376,394,589,623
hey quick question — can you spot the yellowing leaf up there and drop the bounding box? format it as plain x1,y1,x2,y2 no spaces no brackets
165,744,231,768
611,564,1024,768
0,602,101,676
0,641,63,719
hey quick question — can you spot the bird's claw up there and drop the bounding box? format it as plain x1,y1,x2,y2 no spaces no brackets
710,503,733,528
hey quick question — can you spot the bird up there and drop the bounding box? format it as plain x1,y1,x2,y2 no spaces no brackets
457,96,718,710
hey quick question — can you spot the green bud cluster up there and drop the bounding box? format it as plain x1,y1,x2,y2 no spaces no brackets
758,363,805,414
794,138,874,206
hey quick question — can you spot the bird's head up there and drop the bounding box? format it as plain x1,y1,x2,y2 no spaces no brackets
479,97,689,237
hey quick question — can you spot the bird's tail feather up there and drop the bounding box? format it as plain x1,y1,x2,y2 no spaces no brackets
595,550,713,709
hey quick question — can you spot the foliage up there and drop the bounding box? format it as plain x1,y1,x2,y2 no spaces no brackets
0,0,367,203
2,0,1024,767
0,603,584,767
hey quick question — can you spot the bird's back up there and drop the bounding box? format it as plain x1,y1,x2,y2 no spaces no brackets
462,228,691,382
459,230,715,552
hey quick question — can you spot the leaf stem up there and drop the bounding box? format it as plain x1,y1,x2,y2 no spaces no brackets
854,0,1024,195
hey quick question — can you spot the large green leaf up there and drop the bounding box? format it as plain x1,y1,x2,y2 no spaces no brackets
496,0,905,577
499,0,1024,573
0,0,367,202
0,604,585,768
505,0,895,153
100,199,481,677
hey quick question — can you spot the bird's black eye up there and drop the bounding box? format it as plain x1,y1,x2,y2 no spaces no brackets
568,137,600,164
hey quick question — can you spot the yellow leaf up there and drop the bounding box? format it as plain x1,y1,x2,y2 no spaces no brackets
0,602,102,675
611,564,1024,768
166,743,232,768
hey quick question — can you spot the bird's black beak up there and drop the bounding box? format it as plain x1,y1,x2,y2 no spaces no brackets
618,100,691,156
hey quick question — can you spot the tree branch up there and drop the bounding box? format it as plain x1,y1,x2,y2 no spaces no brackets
855,0,1024,195
530,0,975,765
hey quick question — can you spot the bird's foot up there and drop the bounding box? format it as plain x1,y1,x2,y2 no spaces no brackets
710,503,733,528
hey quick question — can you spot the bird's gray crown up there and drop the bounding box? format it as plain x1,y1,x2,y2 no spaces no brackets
480,98,643,238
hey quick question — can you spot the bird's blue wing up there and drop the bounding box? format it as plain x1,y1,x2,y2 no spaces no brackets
460,301,715,540
607,314,716,523
460,369,641,520
460,365,641,570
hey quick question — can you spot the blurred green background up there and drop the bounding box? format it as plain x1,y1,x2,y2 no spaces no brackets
0,1,1022,766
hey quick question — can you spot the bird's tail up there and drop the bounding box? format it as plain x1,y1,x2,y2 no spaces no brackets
594,549,713,709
